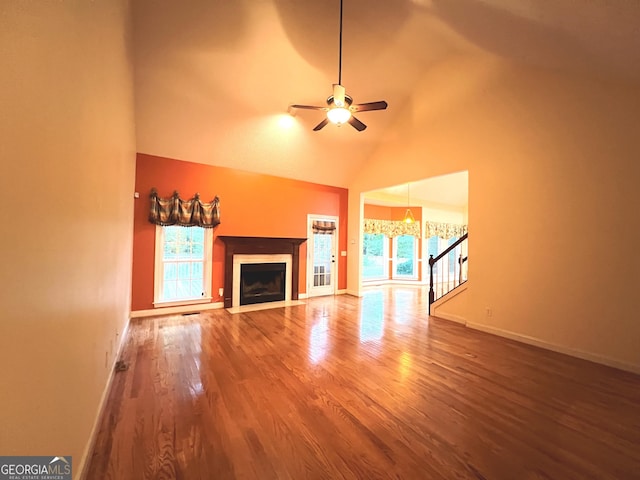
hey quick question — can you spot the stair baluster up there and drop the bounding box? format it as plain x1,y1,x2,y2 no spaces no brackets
428,233,468,314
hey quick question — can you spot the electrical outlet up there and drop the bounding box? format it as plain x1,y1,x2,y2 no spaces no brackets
486,307,493,317
218,287,224,296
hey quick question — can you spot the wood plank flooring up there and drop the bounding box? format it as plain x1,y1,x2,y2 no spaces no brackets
85,287,640,479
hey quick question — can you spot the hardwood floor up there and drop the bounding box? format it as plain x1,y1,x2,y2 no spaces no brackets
86,287,640,479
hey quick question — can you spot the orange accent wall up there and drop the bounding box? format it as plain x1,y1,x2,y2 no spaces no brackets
363,204,392,219
363,204,422,222
390,206,422,223
132,153,348,311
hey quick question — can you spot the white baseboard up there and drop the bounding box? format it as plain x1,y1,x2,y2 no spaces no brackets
432,312,467,325
77,318,130,480
345,289,362,297
466,321,640,375
300,290,345,299
130,301,224,318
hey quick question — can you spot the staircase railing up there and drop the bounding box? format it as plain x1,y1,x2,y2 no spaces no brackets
428,233,468,314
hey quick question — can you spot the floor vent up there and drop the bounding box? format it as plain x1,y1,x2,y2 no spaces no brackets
115,361,128,372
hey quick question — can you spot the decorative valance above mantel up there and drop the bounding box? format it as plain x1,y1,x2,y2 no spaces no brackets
363,219,421,238
149,188,220,228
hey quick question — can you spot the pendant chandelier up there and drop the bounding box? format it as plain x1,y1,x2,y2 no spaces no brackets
403,183,415,224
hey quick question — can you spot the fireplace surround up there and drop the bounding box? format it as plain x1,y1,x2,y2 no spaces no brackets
219,236,307,308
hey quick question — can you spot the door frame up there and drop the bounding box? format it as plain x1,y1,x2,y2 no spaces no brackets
306,214,339,297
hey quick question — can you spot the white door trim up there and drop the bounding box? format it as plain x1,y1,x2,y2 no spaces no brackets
307,214,339,297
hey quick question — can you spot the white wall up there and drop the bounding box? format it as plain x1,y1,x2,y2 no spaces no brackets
348,55,640,371
422,203,466,225
0,1,136,476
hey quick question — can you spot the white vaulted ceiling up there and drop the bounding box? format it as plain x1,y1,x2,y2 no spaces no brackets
132,0,640,189
364,171,468,209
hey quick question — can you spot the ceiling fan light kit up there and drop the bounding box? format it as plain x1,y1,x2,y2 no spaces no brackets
289,0,388,131
326,105,351,124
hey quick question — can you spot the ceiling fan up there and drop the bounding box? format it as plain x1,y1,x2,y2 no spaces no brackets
289,0,388,132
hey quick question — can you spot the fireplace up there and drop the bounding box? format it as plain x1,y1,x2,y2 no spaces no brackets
240,262,286,305
218,236,307,308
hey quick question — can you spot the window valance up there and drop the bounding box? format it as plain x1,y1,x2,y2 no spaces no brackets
425,221,467,239
363,219,421,238
312,220,336,235
149,188,221,228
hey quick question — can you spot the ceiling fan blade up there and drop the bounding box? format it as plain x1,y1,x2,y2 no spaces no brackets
290,104,329,111
351,101,388,112
313,118,330,131
332,84,346,107
348,116,367,131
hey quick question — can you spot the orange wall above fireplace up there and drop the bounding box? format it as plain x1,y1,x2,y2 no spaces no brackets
131,153,349,312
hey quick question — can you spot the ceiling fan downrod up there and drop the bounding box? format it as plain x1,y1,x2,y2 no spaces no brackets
288,0,388,131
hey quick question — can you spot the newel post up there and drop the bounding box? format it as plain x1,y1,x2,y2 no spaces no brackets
428,254,435,315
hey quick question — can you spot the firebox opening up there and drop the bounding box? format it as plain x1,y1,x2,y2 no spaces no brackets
240,262,286,306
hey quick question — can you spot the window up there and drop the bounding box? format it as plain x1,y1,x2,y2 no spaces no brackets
427,235,460,277
446,237,459,275
362,233,388,280
393,235,418,279
154,225,213,306
427,235,440,259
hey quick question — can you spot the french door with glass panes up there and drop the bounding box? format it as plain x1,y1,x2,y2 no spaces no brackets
307,215,338,297
392,234,418,280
